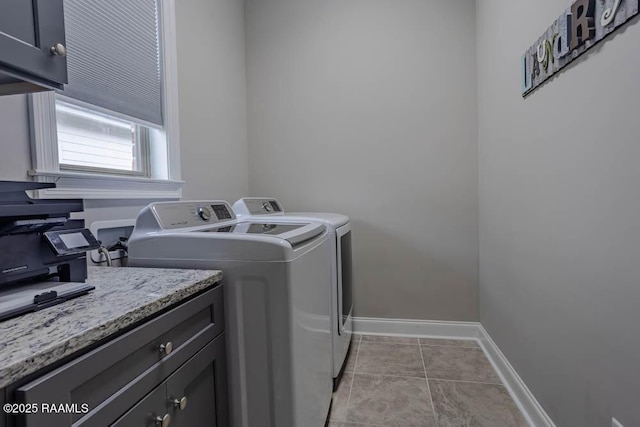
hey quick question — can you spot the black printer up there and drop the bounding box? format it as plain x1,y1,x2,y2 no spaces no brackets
0,181,100,321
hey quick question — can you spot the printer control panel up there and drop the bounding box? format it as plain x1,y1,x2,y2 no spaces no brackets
43,229,101,256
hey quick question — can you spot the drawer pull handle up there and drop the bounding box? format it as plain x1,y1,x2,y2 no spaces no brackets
159,342,173,355
155,413,171,427
50,43,67,57
172,396,188,410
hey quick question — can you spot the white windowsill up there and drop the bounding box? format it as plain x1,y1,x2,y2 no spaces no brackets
28,170,183,199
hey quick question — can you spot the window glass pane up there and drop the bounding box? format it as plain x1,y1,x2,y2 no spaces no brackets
56,101,144,173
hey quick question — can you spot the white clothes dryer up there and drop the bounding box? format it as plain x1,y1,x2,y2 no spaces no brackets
128,201,332,427
232,198,353,390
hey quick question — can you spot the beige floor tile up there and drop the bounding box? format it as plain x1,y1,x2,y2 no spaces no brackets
356,342,425,378
329,373,353,421
419,338,480,348
429,380,528,427
421,346,500,383
346,374,437,427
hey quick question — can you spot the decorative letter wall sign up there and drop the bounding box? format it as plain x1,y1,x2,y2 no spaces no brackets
522,0,638,96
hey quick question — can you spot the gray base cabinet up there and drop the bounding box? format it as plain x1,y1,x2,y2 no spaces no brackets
0,0,67,94
5,285,227,427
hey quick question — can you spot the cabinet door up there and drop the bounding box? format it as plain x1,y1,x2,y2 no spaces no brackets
0,0,67,89
166,334,228,427
110,383,170,427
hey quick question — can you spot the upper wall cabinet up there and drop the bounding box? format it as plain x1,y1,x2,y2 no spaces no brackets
0,0,67,95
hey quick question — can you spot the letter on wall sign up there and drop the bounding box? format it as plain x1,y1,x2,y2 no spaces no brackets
554,11,571,61
570,0,596,50
521,55,532,93
531,52,540,78
601,0,622,26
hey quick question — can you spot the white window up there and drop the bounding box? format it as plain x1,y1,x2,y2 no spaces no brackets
29,0,182,199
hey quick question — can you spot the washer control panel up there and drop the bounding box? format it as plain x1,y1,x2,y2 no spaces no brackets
151,201,236,229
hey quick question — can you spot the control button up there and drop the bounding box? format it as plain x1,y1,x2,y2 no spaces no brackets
262,202,273,213
197,207,212,221
269,201,281,212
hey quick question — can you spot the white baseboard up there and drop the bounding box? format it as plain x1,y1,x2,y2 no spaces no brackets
477,325,556,427
352,317,555,427
353,316,482,340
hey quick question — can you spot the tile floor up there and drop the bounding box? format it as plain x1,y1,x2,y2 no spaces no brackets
327,334,528,427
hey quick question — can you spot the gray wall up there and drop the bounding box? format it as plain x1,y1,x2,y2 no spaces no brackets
477,1,640,426
0,0,249,225
245,0,479,320
0,95,31,181
176,0,248,202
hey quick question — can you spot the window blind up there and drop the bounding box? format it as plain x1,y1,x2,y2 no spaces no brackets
59,0,163,126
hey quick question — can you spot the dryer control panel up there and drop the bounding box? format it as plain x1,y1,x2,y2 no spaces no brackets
233,198,284,217
150,201,236,229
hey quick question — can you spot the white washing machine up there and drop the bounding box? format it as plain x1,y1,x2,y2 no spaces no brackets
128,201,332,427
232,198,353,389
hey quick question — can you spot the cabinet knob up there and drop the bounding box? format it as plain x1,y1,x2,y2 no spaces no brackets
155,414,171,427
172,396,188,410
50,43,67,57
159,342,173,355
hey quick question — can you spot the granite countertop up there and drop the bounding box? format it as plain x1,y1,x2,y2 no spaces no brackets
0,266,222,389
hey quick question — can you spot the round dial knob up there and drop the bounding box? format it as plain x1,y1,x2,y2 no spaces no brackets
262,202,273,213
197,206,212,221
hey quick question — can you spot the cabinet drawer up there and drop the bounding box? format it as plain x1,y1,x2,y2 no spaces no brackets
15,285,223,427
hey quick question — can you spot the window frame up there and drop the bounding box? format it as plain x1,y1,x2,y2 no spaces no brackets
28,0,182,200
55,97,151,177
